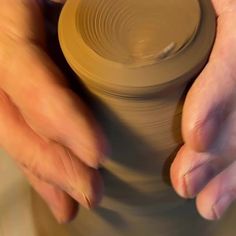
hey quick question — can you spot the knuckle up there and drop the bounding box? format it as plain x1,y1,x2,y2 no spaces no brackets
188,119,204,142
185,117,208,151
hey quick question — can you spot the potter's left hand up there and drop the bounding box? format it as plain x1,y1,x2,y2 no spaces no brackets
171,0,236,220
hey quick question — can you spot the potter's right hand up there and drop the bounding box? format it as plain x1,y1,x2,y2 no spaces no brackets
0,0,106,223
171,0,236,221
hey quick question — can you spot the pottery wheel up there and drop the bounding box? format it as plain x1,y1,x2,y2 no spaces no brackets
59,1,216,236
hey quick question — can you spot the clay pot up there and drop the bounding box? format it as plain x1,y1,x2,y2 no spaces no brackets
59,1,216,235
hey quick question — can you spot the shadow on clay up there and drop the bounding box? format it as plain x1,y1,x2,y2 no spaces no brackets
43,30,210,231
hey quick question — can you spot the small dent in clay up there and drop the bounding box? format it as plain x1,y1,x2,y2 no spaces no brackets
158,42,176,60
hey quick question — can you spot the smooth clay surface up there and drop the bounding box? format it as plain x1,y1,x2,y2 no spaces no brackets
58,1,217,236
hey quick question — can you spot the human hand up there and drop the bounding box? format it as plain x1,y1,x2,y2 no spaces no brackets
0,0,106,224
171,0,236,220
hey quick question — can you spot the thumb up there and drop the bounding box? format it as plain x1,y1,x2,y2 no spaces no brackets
182,57,234,152
182,8,236,152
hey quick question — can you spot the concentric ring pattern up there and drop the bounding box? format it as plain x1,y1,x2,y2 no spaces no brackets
77,0,201,67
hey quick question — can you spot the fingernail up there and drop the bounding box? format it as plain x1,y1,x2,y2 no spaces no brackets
183,168,204,198
82,192,92,209
183,162,215,198
70,190,93,209
212,193,233,220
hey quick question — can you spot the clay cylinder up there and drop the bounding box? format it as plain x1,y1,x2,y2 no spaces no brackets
59,1,216,235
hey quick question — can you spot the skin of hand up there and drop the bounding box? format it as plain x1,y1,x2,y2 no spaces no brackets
1,0,235,226
171,0,236,221
0,0,108,224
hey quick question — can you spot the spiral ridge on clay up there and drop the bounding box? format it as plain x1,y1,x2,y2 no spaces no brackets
76,0,201,67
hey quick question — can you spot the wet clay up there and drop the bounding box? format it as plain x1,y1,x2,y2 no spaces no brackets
77,0,201,67
59,1,216,235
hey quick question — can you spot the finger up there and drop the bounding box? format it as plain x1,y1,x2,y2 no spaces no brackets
1,44,108,169
170,145,233,198
23,169,78,224
196,161,236,220
0,89,104,208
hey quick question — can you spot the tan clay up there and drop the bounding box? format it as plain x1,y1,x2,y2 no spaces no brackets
77,0,201,67
59,1,216,235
